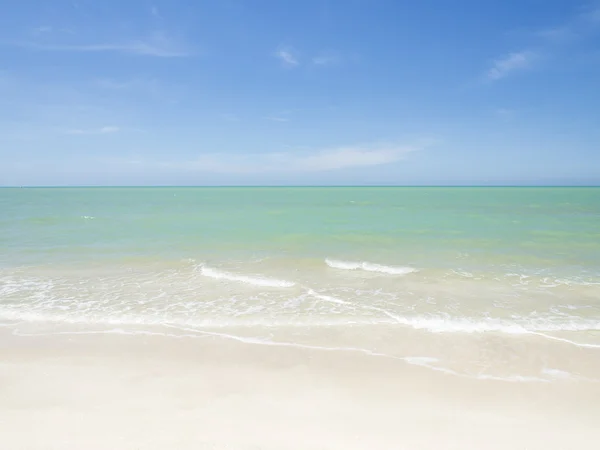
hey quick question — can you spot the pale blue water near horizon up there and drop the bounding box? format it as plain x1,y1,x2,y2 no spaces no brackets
1,187,600,381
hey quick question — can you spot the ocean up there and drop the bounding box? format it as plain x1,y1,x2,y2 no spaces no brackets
1,187,599,382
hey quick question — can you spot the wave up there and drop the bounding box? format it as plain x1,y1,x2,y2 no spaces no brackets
325,259,416,275
381,314,600,336
2,271,599,343
199,266,295,288
4,302,599,342
307,289,349,305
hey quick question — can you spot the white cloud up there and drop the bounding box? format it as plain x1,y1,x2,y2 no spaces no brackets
65,126,119,135
486,5,600,82
17,32,190,57
266,112,291,122
275,47,299,67
136,143,419,174
291,146,411,171
536,25,576,43
486,51,536,81
100,126,119,133
575,5,600,26
265,110,292,122
537,6,600,42
274,47,344,68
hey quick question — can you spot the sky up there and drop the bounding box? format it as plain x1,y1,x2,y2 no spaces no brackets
1,0,599,186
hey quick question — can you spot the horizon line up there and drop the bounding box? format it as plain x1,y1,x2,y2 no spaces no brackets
1,184,599,189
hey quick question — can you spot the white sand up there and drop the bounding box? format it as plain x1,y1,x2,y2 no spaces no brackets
1,330,599,449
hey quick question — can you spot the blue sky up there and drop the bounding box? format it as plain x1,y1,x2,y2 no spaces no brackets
1,0,599,186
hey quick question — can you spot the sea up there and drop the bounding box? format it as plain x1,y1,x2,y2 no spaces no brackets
1,187,599,382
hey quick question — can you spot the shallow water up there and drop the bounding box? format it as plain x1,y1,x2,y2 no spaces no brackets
1,187,599,381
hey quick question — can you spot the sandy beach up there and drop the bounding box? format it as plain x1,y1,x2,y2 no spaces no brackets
2,187,599,448
2,0,600,439
2,328,599,450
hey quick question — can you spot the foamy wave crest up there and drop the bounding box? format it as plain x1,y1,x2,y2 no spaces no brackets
199,266,295,288
307,289,349,305
382,314,600,336
325,259,416,275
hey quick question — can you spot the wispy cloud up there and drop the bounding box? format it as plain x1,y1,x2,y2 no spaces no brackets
537,5,600,42
486,51,536,81
16,31,191,57
286,145,414,171
536,26,578,43
119,143,421,174
65,126,120,135
100,126,119,133
275,47,344,68
265,111,291,122
274,46,299,67
485,4,600,81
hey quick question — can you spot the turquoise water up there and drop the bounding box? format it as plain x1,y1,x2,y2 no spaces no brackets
1,187,599,380
2,187,600,271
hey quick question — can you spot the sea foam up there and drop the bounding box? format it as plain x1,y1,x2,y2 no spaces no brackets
199,266,295,288
307,289,350,305
325,258,416,275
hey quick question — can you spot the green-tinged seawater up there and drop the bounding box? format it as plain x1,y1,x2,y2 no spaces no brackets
1,187,599,381
2,187,600,271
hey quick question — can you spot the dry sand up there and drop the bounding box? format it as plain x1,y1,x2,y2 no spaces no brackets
1,329,600,450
